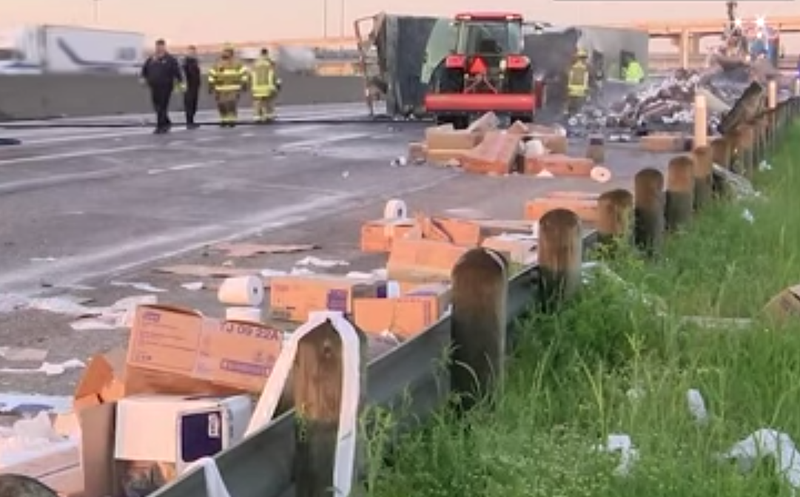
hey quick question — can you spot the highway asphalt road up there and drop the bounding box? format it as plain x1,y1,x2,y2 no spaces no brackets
0,103,667,398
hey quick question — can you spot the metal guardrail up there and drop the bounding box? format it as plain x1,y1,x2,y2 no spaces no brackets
153,91,800,497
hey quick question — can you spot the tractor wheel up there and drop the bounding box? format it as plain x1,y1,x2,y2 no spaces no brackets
508,66,536,123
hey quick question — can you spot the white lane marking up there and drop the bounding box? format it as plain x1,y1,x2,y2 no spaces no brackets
147,160,224,175
279,132,370,151
0,145,150,166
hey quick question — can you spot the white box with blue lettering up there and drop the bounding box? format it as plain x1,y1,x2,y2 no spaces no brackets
113,394,252,497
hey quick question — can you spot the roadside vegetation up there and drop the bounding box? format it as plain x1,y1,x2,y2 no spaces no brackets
364,124,800,497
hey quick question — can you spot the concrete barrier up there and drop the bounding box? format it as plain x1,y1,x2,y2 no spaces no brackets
0,73,365,121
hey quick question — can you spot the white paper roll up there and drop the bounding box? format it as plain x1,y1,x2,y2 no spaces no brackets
590,166,612,183
383,199,408,220
217,276,264,306
225,307,262,323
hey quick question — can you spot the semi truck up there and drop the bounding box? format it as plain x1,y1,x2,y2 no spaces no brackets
0,25,145,74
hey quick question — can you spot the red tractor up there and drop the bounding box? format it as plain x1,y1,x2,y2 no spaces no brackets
424,12,544,128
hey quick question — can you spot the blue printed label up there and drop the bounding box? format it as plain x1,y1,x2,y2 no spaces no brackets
326,289,348,312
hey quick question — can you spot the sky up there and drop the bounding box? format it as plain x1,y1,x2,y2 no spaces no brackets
2,0,798,48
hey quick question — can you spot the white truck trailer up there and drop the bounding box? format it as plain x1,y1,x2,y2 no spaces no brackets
0,25,145,74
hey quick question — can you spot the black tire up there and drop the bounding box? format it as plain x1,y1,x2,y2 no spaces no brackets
508,66,536,123
428,59,467,128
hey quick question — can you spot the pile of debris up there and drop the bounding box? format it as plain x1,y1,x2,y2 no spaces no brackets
406,112,611,182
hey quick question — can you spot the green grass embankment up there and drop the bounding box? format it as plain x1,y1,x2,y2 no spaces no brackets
364,124,800,497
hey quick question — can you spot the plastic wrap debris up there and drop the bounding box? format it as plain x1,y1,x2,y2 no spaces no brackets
741,208,754,224
712,164,757,199
390,156,408,167
758,160,772,172
295,256,349,268
0,358,84,376
68,295,157,331
0,347,47,362
110,281,167,293
180,282,204,291
686,389,709,425
721,429,800,492
0,394,72,414
0,412,65,452
594,434,639,476
626,387,645,401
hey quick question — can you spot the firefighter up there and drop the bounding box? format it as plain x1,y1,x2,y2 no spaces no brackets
622,54,645,84
566,49,589,116
251,48,278,123
207,44,249,127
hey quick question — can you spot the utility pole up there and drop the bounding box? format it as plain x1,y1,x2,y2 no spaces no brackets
323,0,328,38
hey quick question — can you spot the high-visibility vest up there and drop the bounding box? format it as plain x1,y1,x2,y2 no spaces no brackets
623,61,644,83
251,58,276,97
567,62,588,97
208,60,248,92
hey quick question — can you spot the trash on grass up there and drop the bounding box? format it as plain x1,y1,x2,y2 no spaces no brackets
758,160,772,172
582,262,666,315
594,434,639,476
713,164,757,199
721,428,800,492
687,388,709,425
741,208,754,223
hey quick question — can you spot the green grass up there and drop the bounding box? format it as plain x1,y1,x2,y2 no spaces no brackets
362,124,800,497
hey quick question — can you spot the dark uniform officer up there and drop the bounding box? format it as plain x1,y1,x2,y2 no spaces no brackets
181,45,201,129
140,39,183,134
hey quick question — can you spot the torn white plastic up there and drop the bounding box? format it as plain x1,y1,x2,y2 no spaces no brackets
712,163,758,199
295,256,349,268
181,282,204,291
758,160,772,171
722,428,800,492
686,389,709,425
594,434,639,476
245,311,361,496
741,208,754,223
582,261,666,315
68,295,157,330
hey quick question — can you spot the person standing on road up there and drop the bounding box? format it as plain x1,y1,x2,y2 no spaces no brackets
207,44,249,127
250,48,279,123
182,45,201,129
140,39,183,134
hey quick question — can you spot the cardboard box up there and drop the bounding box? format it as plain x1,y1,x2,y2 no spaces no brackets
424,126,482,150
74,349,127,410
387,238,469,283
461,131,522,175
765,284,800,321
360,218,416,253
353,284,451,338
114,394,252,487
0,435,81,496
524,198,599,223
425,148,468,166
126,305,283,395
418,217,487,247
482,235,537,265
270,275,379,322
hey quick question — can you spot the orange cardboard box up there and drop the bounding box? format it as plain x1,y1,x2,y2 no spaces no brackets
461,131,522,175
425,125,482,150
419,216,487,247
531,133,567,154
425,148,469,166
353,284,451,338
270,274,379,322
407,142,427,163
387,238,469,283
525,154,594,177
524,198,599,223
125,305,283,395
360,218,417,253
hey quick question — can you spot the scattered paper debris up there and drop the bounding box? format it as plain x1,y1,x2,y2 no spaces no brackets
345,271,375,279
68,295,157,330
154,265,260,278
181,282,205,291
295,256,349,268
0,347,48,362
30,257,57,263
0,358,84,376
0,393,72,414
110,281,167,293
213,242,319,258
594,434,639,476
536,169,555,178
722,429,800,492
679,315,753,330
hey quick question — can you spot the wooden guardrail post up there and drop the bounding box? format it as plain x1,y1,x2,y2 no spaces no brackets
665,155,695,232
634,168,665,257
294,317,366,497
450,247,507,412
692,145,712,210
768,80,778,153
694,94,708,148
597,189,634,252
736,124,754,177
538,209,582,312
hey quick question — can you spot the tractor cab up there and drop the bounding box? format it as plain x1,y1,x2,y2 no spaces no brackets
425,12,541,128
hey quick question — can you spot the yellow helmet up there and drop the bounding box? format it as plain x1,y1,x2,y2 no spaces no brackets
576,49,588,58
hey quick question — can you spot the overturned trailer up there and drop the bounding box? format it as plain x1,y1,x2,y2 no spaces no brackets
354,13,649,117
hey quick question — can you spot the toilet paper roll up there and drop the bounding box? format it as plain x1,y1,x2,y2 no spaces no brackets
383,199,408,220
590,166,612,183
217,276,264,306
225,306,263,323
